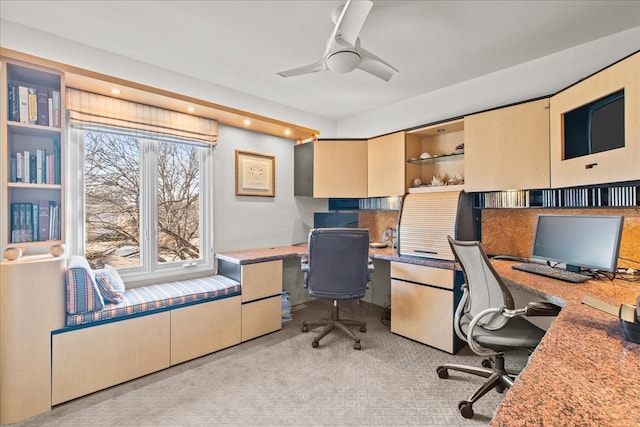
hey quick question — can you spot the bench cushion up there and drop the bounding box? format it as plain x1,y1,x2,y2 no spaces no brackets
66,275,241,326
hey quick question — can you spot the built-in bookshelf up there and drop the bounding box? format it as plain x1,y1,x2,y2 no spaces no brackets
2,59,65,253
475,182,640,209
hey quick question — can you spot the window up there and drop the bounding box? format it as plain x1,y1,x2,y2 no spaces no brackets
67,89,217,282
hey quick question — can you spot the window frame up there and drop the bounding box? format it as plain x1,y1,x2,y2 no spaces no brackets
67,127,215,285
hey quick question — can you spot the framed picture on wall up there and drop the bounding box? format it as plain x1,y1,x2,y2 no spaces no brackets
235,149,275,197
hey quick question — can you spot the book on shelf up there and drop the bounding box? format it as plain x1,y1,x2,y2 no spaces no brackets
18,85,29,124
27,87,38,124
10,146,58,184
36,85,50,126
8,82,60,127
9,201,59,243
51,89,61,128
8,84,19,122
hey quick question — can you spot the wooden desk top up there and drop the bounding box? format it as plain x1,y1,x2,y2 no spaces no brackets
490,260,640,427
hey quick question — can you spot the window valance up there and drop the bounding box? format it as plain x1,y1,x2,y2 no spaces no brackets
67,88,218,146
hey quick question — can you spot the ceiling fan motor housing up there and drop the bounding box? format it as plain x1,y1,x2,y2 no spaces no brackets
326,50,361,73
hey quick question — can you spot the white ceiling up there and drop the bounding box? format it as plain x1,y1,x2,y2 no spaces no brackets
1,0,639,122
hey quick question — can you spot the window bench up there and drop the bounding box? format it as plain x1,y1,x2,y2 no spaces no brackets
51,271,242,405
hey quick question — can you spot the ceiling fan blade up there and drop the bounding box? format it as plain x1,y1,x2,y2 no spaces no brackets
356,46,398,82
337,0,373,46
276,60,326,78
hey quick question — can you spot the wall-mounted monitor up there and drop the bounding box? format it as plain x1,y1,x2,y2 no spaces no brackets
530,214,624,273
563,89,625,160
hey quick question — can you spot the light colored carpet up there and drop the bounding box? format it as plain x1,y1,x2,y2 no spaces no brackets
11,300,527,426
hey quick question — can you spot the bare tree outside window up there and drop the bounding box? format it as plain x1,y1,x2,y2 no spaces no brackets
85,133,140,267
84,132,201,268
157,142,200,262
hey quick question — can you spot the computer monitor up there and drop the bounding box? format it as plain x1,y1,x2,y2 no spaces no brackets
530,214,624,273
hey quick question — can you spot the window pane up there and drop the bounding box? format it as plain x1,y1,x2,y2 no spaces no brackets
84,132,140,268
157,142,200,263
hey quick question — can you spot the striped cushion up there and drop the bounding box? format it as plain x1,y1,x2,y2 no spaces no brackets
66,256,105,314
94,265,125,304
67,275,241,326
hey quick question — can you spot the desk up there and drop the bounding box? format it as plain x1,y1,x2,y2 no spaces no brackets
216,246,640,425
490,260,640,427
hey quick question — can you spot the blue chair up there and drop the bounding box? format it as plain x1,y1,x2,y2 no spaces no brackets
301,228,372,350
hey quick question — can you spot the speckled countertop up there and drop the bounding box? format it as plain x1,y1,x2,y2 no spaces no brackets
489,260,640,427
215,244,459,270
215,247,640,426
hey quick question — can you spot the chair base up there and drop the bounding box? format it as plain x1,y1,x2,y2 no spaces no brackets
302,300,366,350
436,354,516,419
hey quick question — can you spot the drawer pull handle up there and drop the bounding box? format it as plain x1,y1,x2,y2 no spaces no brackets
585,163,598,169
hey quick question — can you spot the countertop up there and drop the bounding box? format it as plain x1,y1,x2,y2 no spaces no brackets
489,260,640,427
215,244,460,270
215,246,640,425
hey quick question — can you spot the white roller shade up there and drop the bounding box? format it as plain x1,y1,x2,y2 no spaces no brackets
67,88,217,146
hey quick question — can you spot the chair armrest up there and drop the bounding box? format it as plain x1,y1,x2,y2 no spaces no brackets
301,259,309,288
524,301,561,317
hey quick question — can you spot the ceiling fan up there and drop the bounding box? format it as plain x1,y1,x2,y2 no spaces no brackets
276,0,398,82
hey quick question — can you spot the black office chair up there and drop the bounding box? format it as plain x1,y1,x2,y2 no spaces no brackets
437,236,560,419
301,228,372,350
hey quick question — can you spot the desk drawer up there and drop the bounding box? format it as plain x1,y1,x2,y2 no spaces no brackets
241,260,282,302
242,295,282,341
390,262,454,289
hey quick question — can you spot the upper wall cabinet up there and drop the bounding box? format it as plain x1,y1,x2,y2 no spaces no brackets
368,131,405,197
465,98,550,192
550,52,639,188
293,139,368,198
405,119,465,194
1,59,65,256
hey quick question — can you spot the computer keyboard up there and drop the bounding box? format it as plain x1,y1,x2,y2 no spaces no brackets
511,262,591,283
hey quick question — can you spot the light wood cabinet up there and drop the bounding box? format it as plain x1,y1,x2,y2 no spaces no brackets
550,52,639,188
0,256,66,424
367,131,405,197
465,98,550,192
390,262,464,354
240,260,283,341
294,139,367,198
1,58,65,257
405,119,465,194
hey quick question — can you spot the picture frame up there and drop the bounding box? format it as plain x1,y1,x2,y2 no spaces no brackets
235,149,275,197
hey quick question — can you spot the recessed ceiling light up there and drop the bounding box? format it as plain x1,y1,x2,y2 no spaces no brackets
284,129,291,136
243,119,251,126
187,106,195,112
111,88,121,95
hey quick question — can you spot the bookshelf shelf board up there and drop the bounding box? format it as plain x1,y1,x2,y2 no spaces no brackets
7,121,62,137
8,183,62,190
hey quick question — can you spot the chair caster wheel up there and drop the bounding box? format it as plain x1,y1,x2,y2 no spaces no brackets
481,358,492,368
436,366,449,379
354,342,361,350
458,401,474,419
302,325,308,333
312,340,319,348
360,326,367,333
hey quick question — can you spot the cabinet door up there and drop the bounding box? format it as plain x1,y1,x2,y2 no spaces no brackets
391,279,455,353
313,139,368,198
465,98,550,192
550,53,639,187
368,132,405,197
